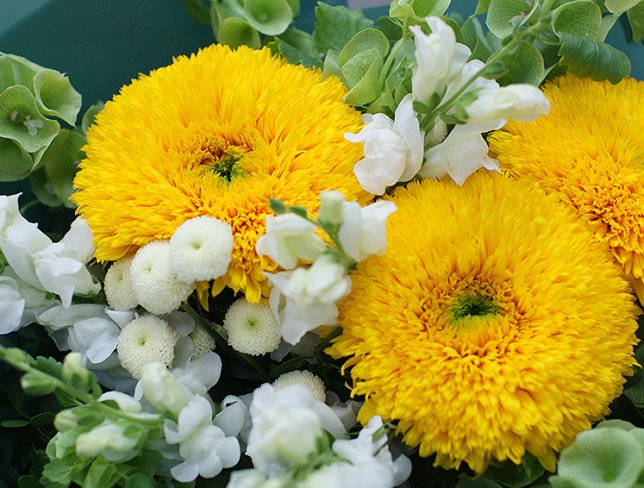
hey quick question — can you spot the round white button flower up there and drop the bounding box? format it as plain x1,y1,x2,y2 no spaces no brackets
224,299,281,356
130,240,194,315
116,315,180,379
189,325,216,359
169,216,234,283
273,370,326,403
104,256,137,311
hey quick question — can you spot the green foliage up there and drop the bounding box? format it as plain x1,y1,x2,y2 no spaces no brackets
389,0,451,23
558,32,631,83
551,0,602,39
627,0,644,42
486,0,533,38
313,3,373,54
549,420,644,488
498,41,546,85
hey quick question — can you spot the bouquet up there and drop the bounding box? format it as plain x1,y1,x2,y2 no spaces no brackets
0,0,643,486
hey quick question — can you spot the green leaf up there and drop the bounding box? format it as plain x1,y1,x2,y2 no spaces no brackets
0,86,60,154
498,41,545,85
486,0,532,38
18,475,41,488
377,16,403,42
180,0,212,25
32,69,82,126
552,0,602,39
627,0,644,42
390,0,450,21
270,28,322,68
81,102,104,135
269,198,287,214
550,427,644,488
42,459,75,485
342,49,383,106
456,473,503,487
244,0,293,36
0,53,81,126
338,28,390,66
39,129,85,208
313,3,373,54
0,137,35,182
461,17,494,61
1,419,30,428
218,17,261,49
30,167,63,207
558,32,631,83
482,454,545,488
605,0,642,14
83,461,120,488
475,0,492,14
30,412,55,427
322,50,343,80
124,473,156,488
210,0,246,38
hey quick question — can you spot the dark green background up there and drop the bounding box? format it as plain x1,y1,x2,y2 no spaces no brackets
1,0,641,115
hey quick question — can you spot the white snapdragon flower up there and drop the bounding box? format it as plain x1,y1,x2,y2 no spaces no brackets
171,351,222,397
266,254,351,345
300,417,411,488
169,216,234,283
246,383,347,475
346,95,424,195
410,17,459,104
0,197,100,308
0,275,26,334
256,214,325,270
465,84,551,122
75,421,139,462
419,120,504,185
338,200,397,262
164,395,241,482
140,362,189,416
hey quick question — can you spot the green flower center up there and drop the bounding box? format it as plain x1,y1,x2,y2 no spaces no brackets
451,294,500,321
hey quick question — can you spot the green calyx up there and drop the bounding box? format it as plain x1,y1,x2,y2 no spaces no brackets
212,154,245,182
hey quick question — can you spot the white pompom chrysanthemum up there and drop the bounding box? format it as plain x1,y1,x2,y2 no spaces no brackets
169,216,234,283
130,240,194,315
190,325,216,359
223,299,281,356
104,256,137,311
116,315,180,379
273,370,326,403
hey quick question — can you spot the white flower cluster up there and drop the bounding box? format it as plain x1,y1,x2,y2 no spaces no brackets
229,383,410,488
0,194,100,334
256,191,396,346
346,16,551,193
104,215,234,315
56,361,244,484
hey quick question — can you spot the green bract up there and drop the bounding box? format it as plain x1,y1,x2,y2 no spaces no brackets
550,421,644,488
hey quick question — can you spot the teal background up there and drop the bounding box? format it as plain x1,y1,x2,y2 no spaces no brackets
1,0,641,115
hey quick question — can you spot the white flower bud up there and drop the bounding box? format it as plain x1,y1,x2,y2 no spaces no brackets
465,84,550,123
140,362,189,416
169,216,234,283
116,315,179,379
130,240,194,315
104,256,137,311
75,422,139,462
317,191,345,227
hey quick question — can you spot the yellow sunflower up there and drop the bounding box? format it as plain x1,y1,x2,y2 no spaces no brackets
327,173,639,474
488,75,644,300
72,45,368,302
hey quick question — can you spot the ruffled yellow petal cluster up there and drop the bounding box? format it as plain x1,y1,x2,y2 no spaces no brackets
328,173,639,474
73,45,368,302
488,75,644,300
